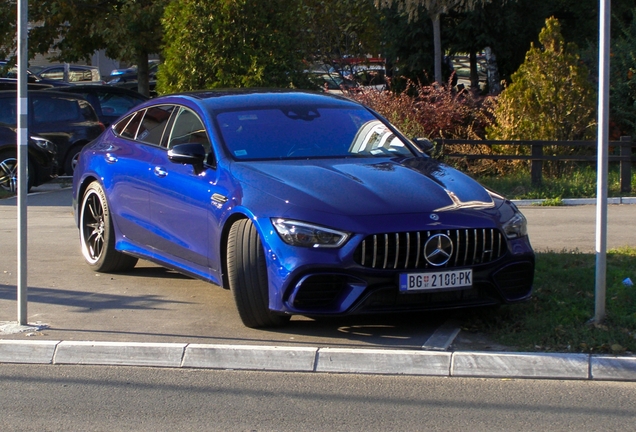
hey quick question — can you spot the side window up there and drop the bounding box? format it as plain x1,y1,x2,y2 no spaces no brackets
32,96,80,124
167,107,210,152
78,100,99,122
113,112,136,136
39,67,64,80
118,110,145,139
69,69,92,82
136,105,174,145
99,93,145,117
0,97,16,125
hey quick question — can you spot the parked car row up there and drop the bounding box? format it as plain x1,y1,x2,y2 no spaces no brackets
3,63,103,85
0,77,149,190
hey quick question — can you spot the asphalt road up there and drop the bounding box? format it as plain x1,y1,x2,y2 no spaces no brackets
1,184,635,349
1,364,636,431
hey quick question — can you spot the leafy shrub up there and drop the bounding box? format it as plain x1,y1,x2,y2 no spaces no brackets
486,17,597,176
487,17,596,142
349,80,504,175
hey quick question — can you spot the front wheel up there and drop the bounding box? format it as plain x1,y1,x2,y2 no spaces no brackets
227,219,291,328
0,151,33,193
79,181,138,272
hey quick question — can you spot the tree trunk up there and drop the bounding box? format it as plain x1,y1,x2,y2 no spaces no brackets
484,46,501,94
136,50,150,97
469,50,479,90
431,12,442,84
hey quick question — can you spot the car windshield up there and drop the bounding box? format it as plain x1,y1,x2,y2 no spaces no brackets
215,105,414,160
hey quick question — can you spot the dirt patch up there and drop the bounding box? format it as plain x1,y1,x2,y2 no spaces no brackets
450,330,517,352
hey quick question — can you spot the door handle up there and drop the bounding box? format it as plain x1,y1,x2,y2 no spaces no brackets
154,166,168,177
105,154,117,163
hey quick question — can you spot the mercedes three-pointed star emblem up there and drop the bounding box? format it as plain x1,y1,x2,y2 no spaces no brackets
423,234,453,266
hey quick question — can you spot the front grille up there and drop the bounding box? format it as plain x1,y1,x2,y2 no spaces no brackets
353,228,506,270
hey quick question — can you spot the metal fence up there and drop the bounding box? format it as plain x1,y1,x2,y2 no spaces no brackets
434,136,634,193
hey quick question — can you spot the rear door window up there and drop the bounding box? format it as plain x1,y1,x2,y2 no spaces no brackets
136,105,174,145
32,96,80,124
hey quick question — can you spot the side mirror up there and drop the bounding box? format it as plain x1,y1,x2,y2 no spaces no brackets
412,137,435,155
168,143,206,174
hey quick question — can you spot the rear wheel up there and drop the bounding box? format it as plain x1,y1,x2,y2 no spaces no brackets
79,181,138,272
227,219,291,328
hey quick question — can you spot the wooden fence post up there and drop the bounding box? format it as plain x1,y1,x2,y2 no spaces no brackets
531,143,543,186
620,136,632,193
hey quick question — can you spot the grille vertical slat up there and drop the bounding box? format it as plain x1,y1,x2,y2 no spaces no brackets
354,228,507,270
372,235,378,268
415,232,421,268
463,229,469,266
454,230,459,267
383,234,389,269
393,233,400,269
404,233,411,269
361,241,366,266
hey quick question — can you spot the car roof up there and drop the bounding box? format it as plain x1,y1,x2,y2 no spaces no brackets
0,89,91,100
155,89,361,112
50,84,148,98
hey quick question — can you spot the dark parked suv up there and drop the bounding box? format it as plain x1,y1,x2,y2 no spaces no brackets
0,90,104,174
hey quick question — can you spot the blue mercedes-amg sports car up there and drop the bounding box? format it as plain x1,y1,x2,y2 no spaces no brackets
72,89,534,328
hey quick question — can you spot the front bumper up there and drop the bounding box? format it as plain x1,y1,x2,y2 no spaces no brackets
269,235,534,316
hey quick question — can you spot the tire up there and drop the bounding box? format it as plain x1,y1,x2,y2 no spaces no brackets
0,151,33,193
227,219,291,328
79,181,138,272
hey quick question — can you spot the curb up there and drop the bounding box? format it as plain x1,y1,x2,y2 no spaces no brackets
512,197,636,206
1,340,635,381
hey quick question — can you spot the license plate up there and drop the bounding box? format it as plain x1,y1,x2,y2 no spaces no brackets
399,269,472,291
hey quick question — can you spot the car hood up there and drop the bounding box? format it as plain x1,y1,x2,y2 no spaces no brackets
231,157,495,216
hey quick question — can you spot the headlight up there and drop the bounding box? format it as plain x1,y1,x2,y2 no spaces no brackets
502,209,528,238
272,219,350,248
31,136,56,153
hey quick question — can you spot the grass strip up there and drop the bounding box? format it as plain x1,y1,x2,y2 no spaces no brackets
463,247,636,354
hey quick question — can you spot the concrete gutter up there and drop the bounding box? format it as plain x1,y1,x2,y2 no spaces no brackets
1,340,635,381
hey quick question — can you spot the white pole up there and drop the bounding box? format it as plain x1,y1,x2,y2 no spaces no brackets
17,0,28,325
595,0,610,323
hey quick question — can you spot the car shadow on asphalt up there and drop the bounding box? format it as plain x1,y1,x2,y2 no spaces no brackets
0,283,193,312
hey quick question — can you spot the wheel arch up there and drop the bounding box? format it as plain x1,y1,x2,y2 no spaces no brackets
74,175,101,227
64,139,90,161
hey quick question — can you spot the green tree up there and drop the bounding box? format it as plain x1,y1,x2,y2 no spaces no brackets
302,0,382,68
487,17,596,141
2,1,166,96
0,2,15,62
608,8,636,137
158,0,311,93
375,0,493,84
